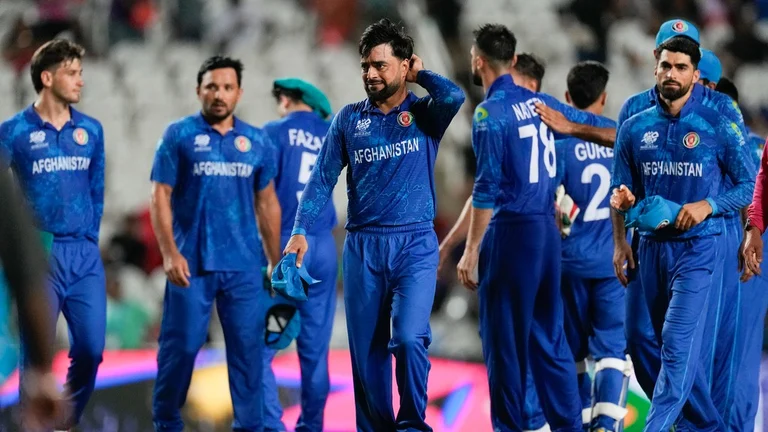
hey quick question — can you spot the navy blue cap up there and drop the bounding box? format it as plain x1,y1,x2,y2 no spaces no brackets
655,19,700,47
625,196,682,232
271,253,322,302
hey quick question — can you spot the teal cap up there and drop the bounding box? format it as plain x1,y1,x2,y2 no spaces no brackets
273,78,333,119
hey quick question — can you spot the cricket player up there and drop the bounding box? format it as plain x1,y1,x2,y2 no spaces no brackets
554,61,629,432
512,53,546,92
150,56,282,432
283,19,465,431
261,78,337,432
281,19,463,431
0,39,105,430
610,21,748,423
717,76,768,432
456,23,584,431
610,36,755,432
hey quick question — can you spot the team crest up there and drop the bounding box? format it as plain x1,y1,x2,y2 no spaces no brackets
73,128,89,146
682,132,700,149
234,136,251,152
672,20,688,33
397,111,414,127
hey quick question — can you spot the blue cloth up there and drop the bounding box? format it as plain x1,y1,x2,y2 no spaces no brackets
150,113,276,274
638,236,725,431
271,253,322,302
263,292,301,350
699,49,723,84
152,271,265,432
655,19,700,46
263,233,338,432
624,195,682,232
292,70,465,234
554,135,617,279
18,238,106,425
0,105,105,242
478,219,581,432
611,84,756,240
343,225,437,431
561,274,626,431
471,75,615,217
263,111,337,237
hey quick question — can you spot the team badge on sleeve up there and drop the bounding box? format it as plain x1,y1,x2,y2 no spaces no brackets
474,106,489,123
397,111,414,127
234,136,252,152
73,128,89,146
682,132,700,149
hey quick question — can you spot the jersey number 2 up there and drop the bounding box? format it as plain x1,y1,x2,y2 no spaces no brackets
296,151,318,202
519,123,556,183
582,163,611,222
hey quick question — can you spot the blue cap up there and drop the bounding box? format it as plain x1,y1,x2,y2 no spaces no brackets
271,253,322,302
273,78,333,119
263,293,301,350
625,196,682,232
698,49,722,83
655,19,700,47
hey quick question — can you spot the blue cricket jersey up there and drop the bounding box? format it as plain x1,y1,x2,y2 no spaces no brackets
471,74,616,220
748,128,764,165
555,124,618,279
150,113,276,274
292,70,465,233
0,105,104,242
611,87,756,240
263,111,337,236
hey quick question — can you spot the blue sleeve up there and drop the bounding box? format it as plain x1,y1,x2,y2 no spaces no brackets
150,125,180,187
554,140,566,187
88,123,105,242
707,119,756,216
538,93,616,132
255,131,277,191
0,122,13,169
610,122,636,196
617,99,633,130
416,70,466,140
292,107,348,235
471,103,506,209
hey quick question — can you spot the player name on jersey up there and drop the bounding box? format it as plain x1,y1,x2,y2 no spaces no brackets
642,161,703,177
192,161,254,177
353,138,420,164
511,97,545,122
288,128,324,151
32,156,91,175
574,142,613,161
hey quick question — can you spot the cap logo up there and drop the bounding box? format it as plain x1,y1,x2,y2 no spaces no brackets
672,20,688,33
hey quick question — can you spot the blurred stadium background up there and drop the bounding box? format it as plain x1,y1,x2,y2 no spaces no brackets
1,0,768,430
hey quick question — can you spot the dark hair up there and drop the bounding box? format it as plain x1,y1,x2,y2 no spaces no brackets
358,19,414,60
197,56,244,87
514,53,546,91
655,36,701,67
715,77,739,103
567,61,610,109
271,86,303,104
473,24,517,65
30,39,85,93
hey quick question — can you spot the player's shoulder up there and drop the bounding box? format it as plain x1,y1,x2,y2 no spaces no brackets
701,85,739,110
234,118,271,145
622,106,659,134
0,110,27,134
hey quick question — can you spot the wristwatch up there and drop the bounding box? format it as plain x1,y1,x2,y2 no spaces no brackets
745,218,757,231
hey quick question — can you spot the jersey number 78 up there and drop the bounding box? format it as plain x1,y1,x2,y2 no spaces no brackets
519,123,556,183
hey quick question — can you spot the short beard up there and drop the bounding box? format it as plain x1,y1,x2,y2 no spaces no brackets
365,78,401,102
658,81,691,102
202,106,233,122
